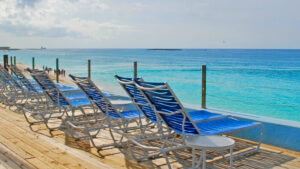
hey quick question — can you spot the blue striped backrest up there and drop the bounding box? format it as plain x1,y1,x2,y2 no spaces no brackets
29,69,69,106
115,75,157,123
69,75,120,118
0,67,9,85
0,65,23,89
11,66,37,93
0,66,8,84
135,80,199,135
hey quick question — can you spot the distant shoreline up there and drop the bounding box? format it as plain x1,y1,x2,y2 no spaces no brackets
2,48,300,50
0,47,20,50
147,48,182,51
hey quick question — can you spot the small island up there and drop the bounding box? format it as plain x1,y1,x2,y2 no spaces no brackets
147,48,182,51
0,46,19,50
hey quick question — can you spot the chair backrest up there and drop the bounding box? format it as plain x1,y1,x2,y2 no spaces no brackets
135,80,200,135
0,66,8,83
0,65,23,89
0,66,11,88
69,74,121,119
114,75,157,123
27,68,69,106
10,65,38,93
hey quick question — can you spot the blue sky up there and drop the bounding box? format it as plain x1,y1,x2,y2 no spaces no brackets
0,0,299,48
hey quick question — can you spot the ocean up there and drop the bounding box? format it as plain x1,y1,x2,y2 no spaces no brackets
1,49,300,122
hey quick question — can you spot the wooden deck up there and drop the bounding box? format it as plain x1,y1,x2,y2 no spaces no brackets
0,106,300,169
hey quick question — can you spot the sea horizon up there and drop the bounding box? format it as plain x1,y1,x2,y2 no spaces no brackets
4,48,300,50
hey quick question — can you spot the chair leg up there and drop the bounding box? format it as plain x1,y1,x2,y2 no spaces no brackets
226,124,265,159
109,128,119,146
202,149,206,169
230,146,233,169
192,147,196,168
257,125,264,151
22,110,43,126
162,150,172,169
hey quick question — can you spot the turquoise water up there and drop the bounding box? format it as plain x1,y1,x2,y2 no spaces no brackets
1,49,300,122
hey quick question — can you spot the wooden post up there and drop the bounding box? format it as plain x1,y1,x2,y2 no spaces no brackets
56,58,59,83
6,55,8,69
3,55,8,71
133,61,137,78
10,56,13,74
14,56,16,65
88,59,91,79
201,65,206,108
32,57,35,69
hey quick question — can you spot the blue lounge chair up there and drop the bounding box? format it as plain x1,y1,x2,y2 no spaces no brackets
10,65,43,100
115,75,229,125
10,65,85,128
115,75,191,165
27,68,92,132
135,80,264,160
68,74,148,150
11,65,84,100
115,75,232,165
114,75,158,124
0,65,27,106
9,65,49,126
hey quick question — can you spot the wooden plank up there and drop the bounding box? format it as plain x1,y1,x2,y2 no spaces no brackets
0,113,114,169
279,164,300,169
271,167,286,169
282,159,300,167
231,136,300,157
0,143,35,169
33,132,118,169
0,136,33,159
0,127,100,169
0,153,21,169
0,160,11,169
8,139,64,169
26,158,54,169
0,123,73,168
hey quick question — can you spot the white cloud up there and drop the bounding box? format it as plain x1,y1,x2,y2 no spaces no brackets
61,18,132,39
0,0,131,39
0,0,299,48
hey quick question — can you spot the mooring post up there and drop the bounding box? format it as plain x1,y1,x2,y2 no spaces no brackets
32,57,35,69
88,59,91,79
14,56,16,66
201,65,206,108
2,55,4,68
10,56,13,74
56,58,59,83
134,61,137,78
3,54,8,71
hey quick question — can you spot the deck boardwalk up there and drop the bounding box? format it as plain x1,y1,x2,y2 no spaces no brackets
0,105,300,169
0,106,116,169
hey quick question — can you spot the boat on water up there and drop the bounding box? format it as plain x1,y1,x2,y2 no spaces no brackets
40,46,46,50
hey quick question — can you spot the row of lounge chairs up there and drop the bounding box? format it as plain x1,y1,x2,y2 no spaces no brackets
0,64,264,168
